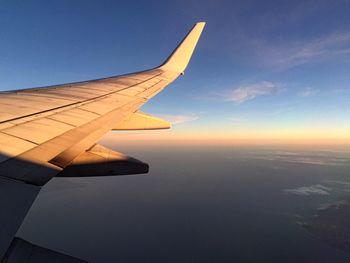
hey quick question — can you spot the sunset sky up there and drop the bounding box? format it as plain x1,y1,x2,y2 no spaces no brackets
1,0,349,144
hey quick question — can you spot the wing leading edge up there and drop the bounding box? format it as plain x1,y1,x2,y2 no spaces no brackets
0,22,205,262
0,22,205,186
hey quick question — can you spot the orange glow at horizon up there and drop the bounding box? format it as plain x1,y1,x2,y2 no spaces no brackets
100,128,350,146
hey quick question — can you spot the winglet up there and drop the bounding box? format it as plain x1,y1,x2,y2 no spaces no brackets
159,22,205,74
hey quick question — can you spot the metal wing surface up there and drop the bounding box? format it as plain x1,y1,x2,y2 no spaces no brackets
0,22,205,262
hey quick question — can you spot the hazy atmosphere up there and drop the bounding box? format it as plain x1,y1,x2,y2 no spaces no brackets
1,0,350,262
1,0,349,144
20,144,350,262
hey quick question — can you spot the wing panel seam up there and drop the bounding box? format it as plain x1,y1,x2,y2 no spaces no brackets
0,72,163,125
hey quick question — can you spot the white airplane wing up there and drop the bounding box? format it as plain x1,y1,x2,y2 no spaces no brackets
0,22,205,262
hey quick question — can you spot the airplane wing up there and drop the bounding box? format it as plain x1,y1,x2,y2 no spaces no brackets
0,22,205,262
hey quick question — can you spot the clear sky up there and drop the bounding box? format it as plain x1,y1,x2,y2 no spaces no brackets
1,0,349,144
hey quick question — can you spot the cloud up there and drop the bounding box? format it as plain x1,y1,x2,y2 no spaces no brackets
317,200,347,211
160,114,199,124
298,87,319,97
250,31,350,68
226,81,284,103
249,150,346,166
284,184,332,196
324,180,350,193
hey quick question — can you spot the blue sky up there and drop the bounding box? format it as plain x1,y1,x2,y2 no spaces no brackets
0,0,349,142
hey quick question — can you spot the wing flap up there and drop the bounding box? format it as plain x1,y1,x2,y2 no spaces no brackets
0,133,37,163
58,144,148,177
2,118,74,144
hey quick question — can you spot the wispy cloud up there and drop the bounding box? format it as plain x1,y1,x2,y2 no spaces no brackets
284,184,332,196
226,81,285,103
160,114,199,124
317,200,347,211
298,87,319,97
246,150,349,166
251,31,350,68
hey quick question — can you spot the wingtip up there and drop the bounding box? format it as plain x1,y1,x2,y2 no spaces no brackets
159,22,205,73
195,22,206,30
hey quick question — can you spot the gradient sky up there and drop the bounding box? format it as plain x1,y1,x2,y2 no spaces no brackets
1,0,349,144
